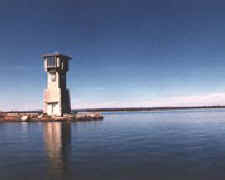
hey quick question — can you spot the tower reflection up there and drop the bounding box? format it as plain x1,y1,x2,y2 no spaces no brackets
43,122,72,178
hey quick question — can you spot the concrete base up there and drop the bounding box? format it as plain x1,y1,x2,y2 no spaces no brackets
43,89,71,116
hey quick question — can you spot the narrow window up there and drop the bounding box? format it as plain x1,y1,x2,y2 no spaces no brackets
50,72,56,82
47,56,56,67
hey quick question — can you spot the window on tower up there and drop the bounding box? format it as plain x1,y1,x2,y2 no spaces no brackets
50,72,56,82
46,56,56,67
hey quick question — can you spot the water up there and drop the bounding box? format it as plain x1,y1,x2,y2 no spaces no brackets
1,109,225,179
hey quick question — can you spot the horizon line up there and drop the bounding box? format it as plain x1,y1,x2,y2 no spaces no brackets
3,105,225,113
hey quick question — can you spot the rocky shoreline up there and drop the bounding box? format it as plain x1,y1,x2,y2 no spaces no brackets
0,112,104,122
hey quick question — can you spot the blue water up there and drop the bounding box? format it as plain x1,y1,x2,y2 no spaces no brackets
1,109,225,179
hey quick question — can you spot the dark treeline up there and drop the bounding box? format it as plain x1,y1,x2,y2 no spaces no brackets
73,106,225,112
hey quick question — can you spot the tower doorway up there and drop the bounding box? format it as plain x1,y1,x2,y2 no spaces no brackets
47,103,58,116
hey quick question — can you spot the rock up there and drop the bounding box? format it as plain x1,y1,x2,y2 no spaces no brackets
75,112,103,121
75,113,86,120
3,116,19,121
21,116,29,121
7,113,19,117
38,114,44,119
41,116,52,121
0,112,6,118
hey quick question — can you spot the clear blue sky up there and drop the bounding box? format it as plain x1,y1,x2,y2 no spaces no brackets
1,0,225,110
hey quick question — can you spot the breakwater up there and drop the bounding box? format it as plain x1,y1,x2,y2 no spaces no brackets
0,112,103,122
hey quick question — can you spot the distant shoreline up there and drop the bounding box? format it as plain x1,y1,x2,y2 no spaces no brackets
3,106,225,113
75,106,225,112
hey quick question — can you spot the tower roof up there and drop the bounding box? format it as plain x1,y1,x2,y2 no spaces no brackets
41,53,72,60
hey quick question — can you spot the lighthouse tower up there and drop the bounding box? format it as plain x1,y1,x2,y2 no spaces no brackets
42,53,72,116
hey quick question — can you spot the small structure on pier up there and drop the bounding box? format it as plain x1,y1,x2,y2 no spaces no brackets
42,53,72,116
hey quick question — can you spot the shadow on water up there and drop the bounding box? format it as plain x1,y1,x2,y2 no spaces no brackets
43,122,72,179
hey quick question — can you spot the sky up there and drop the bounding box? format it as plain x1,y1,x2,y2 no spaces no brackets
1,0,225,110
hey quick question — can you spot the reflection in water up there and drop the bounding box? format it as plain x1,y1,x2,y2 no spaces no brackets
43,122,72,179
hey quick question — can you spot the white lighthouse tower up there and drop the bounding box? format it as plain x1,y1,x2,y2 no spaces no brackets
42,53,72,116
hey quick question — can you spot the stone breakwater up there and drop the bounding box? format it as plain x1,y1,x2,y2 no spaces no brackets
0,112,104,122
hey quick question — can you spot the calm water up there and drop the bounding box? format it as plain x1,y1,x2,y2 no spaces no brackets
1,109,225,179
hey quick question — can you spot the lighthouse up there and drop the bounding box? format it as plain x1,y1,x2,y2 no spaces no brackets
42,53,72,116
